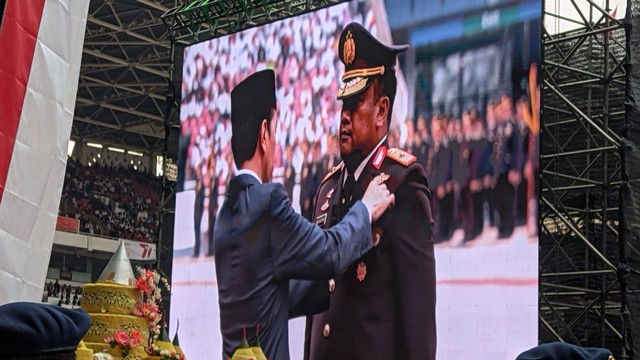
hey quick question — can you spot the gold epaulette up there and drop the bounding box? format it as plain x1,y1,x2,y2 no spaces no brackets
387,148,417,166
321,162,344,184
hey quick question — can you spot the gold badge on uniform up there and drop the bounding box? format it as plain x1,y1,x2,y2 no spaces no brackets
320,199,330,212
343,30,356,65
356,261,367,282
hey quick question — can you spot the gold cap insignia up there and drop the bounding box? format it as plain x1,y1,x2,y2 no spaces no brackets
343,30,356,65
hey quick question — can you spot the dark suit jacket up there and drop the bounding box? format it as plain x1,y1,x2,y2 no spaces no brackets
304,144,437,360
213,174,373,360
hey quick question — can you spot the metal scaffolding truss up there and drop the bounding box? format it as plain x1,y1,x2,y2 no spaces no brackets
541,0,627,355
73,0,177,152
161,0,347,42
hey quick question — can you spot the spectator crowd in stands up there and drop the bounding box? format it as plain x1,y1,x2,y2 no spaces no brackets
58,159,162,243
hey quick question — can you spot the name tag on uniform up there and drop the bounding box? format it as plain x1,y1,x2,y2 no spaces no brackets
315,213,328,227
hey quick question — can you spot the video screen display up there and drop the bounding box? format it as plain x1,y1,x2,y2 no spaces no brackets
172,1,541,359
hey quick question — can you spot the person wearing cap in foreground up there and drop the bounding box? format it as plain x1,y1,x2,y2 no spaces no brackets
213,69,396,360
0,301,92,359
301,22,436,360
516,342,615,360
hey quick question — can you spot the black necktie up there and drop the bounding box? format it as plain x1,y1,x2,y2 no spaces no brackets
341,174,356,217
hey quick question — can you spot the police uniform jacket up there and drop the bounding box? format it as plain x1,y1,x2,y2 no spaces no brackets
303,142,436,360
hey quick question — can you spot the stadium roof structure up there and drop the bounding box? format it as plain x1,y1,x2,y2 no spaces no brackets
73,0,347,154
74,0,173,152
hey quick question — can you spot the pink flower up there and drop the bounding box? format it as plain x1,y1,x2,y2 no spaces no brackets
144,302,158,316
114,330,130,347
136,276,152,295
133,306,144,317
145,269,156,281
170,349,177,356
129,330,142,348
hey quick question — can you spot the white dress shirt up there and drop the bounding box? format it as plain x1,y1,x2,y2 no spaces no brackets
236,169,262,184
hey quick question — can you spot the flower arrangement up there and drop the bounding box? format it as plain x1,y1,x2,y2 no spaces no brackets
104,329,143,357
149,344,185,360
92,352,115,360
133,267,170,340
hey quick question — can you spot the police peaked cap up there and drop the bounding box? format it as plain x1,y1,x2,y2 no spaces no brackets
337,22,408,100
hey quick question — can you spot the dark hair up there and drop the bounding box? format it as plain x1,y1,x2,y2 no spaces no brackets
372,73,397,129
231,108,276,169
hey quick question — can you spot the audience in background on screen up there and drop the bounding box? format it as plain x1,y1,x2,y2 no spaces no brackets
178,3,539,246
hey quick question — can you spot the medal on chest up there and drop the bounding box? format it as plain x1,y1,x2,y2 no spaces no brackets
356,261,367,282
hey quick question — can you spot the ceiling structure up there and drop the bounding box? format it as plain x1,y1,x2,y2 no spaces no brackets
73,0,176,153
73,0,347,155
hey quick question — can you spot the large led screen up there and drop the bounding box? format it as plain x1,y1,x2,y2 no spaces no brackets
172,0,541,359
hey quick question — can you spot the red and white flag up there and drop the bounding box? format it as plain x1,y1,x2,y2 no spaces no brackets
0,0,90,303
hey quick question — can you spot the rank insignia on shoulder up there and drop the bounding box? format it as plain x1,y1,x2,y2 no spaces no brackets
387,148,417,166
321,162,344,184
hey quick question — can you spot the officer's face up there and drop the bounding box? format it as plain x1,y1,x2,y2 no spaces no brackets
339,85,385,156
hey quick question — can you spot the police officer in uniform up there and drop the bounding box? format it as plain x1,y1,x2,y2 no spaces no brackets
491,95,522,239
427,115,452,243
206,152,218,256
303,22,436,360
192,140,206,257
468,109,491,240
213,69,395,360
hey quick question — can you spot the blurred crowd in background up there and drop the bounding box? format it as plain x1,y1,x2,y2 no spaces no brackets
58,159,162,242
177,2,541,253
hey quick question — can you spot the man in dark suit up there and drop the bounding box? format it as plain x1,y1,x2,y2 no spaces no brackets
303,22,436,360
213,69,395,360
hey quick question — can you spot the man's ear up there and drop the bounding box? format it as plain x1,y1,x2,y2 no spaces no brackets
376,95,390,129
259,119,269,153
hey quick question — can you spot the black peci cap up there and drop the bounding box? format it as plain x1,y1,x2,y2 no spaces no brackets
337,22,408,100
231,69,277,129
